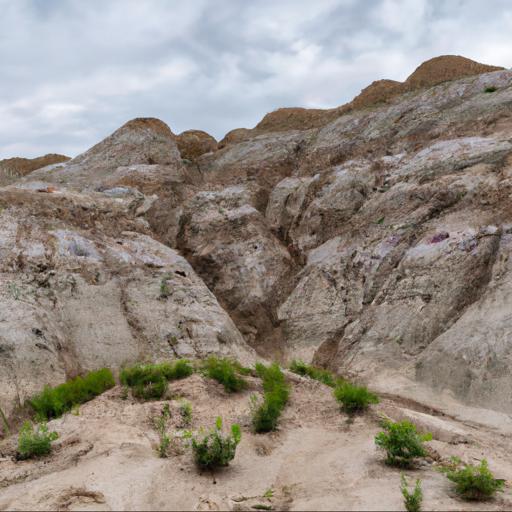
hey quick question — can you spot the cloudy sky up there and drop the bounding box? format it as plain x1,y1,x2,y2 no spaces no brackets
0,0,511,159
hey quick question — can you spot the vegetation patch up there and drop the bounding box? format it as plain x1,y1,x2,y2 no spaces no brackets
179,399,193,427
189,416,241,469
441,458,504,500
375,420,432,467
30,368,115,420
484,86,497,93
203,356,248,392
252,363,289,433
17,421,58,460
120,360,193,400
289,359,339,387
401,475,423,512
154,404,171,458
333,381,379,413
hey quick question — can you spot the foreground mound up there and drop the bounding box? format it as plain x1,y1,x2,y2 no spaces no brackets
1,368,511,511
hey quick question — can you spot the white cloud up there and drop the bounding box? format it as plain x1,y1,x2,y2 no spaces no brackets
0,0,511,159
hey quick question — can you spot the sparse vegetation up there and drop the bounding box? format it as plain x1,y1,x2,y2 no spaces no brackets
441,458,504,500
375,420,432,467
17,421,58,460
401,474,423,512
120,360,193,400
179,399,192,427
484,86,497,93
203,356,248,392
333,381,379,413
154,404,171,458
159,274,172,298
252,363,289,433
30,368,115,420
190,416,241,469
289,359,339,387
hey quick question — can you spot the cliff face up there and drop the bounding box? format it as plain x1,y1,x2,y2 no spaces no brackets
1,56,512,423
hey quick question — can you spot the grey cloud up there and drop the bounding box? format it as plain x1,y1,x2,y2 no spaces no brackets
0,0,510,158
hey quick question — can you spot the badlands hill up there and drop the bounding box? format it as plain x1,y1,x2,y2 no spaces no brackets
1,55,512,510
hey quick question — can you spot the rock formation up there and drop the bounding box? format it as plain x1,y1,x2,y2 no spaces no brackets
1,54,512,425
176,129,218,161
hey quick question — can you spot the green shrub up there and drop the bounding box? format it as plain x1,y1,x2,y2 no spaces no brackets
166,359,194,380
443,459,504,500
120,360,193,400
30,368,115,420
289,360,338,387
133,374,168,400
401,475,423,512
375,420,432,467
484,86,497,93
333,382,379,413
190,417,241,469
203,356,247,392
17,421,58,460
252,363,289,433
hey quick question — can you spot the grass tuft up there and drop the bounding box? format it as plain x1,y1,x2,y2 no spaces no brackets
203,356,248,392
333,381,379,413
120,360,193,400
252,363,289,433
289,360,339,387
30,368,115,420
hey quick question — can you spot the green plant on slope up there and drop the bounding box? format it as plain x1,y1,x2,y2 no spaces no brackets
179,399,192,427
190,416,241,469
203,356,247,392
401,474,423,512
441,458,504,500
30,368,115,420
17,421,58,460
159,274,172,298
120,360,193,400
252,363,289,433
484,86,497,93
289,359,339,387
375,420,432,468
155,404,171,458
333,381,379,413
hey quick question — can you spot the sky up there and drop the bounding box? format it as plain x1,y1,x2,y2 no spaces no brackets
0,0,511,159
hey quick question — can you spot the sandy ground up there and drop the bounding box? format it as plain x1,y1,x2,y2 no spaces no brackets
1,372,512,511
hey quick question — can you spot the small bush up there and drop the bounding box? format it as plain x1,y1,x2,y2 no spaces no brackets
190,417,241,469
333,382,379,413
30,368,115,420
289,360,338,387
484,86,497,93
401,474,423,512
203,356,247,392
17,421,58,460
443,459,504,500
120,360,193,400
179,400,192,427
375,420,432,468
134,374,168,400
252,363,289,433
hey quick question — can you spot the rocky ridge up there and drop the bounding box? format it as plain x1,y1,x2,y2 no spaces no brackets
1,54,512,428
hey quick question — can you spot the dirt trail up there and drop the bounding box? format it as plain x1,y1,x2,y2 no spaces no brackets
1,372,511,511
